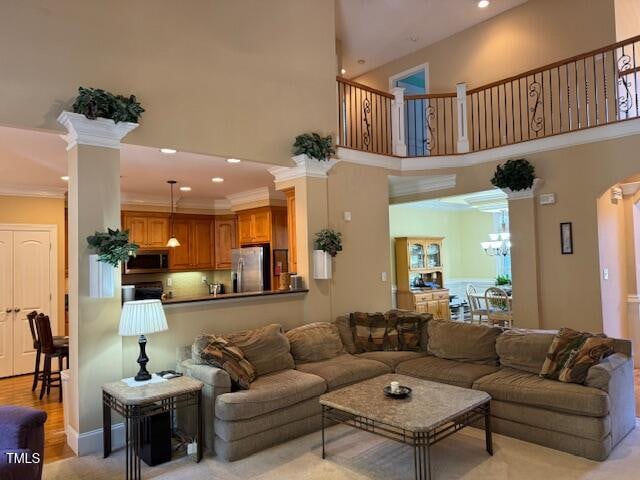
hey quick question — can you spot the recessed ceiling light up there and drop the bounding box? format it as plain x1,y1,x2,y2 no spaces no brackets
357,59,365,65
179,186,192,192
60,176,69,181
211,177,224,183
340,68,346,75
160,148,177,154
410,35,419,42
226,158,241,164
478,0,490,8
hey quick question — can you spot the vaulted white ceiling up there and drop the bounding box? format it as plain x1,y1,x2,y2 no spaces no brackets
336,0,528,78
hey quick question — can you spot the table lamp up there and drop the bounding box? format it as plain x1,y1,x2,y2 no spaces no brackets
119,299,168,381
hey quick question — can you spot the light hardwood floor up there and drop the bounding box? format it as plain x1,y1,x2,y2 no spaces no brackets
0,374,74,463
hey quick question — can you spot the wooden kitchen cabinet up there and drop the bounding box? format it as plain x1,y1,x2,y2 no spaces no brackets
192,219,214,268
214,216,237,269
284,189,297,273
237,207,285,245
122,212,169,249
168,218,192,270
168,215,215,271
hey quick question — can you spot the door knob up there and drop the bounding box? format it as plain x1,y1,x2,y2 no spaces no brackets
5,308,11,313
14,308,20,313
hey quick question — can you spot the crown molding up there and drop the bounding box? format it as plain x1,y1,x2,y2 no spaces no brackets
226,186,285,211
0,184,66,199
120,193,231,211
57,111,138,151
269,154,340,183
388,174,456,198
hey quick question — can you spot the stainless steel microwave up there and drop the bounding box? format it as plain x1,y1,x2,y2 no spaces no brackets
124,250,169,274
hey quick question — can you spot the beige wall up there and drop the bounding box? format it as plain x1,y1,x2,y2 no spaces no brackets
0,0,337,167
327,162,392,314
395,134,640,333
597,191,628,338
0,196,65,330
615,0,640,40
355,0,616,93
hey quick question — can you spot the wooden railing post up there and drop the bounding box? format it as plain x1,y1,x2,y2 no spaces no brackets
390,87,407,156
456,82,470,153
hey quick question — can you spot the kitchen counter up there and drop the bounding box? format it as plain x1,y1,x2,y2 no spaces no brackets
162,288,309,306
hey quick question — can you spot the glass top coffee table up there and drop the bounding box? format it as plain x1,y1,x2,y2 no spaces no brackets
319,374,492,480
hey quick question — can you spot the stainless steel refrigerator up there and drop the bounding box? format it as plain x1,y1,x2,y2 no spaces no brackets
231,245,271,292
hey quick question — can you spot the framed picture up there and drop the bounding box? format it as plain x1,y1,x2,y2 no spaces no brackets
560,222,573,254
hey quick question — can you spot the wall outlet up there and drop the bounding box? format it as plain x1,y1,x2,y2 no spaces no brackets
187,442,197,455
166,277,172,287
202,276,208,285
381,272,387,282
344,211,352,222
603,268,609,280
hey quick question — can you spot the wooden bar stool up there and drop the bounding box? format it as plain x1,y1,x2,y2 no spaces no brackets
34,314,69,401
27,311,68,393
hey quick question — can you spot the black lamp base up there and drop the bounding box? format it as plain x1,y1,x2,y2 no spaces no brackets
134,334,152,382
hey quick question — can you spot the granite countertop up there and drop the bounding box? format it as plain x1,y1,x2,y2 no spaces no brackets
320,374,490,433
162,288,309,305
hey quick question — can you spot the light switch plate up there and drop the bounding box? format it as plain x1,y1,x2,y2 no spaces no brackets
202,276,208,284
167,277,173,287
381,272,387,282
344,211,352,221
603,268,609,280
539,193,556,205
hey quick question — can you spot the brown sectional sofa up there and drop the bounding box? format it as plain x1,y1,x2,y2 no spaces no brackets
177,316,636,462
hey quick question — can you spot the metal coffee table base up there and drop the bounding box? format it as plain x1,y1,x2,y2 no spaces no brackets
321,401,492,480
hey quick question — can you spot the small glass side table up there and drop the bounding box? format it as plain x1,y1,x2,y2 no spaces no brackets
102,375,204,480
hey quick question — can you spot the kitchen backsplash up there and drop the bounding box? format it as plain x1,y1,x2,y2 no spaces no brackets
123,270,232,298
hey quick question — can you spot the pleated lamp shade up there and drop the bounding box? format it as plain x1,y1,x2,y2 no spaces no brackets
119,299,168,336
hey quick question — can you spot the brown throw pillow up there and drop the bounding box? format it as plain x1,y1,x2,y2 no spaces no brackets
200,336,256,390
540,327,613,383
558,336,614,384
386,310,430,351
350,312,398,352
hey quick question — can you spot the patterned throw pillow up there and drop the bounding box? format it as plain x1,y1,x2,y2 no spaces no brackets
558,336,614,384
386,310,430,351
200,336,256,390
350,312,398,352
540,327,613,383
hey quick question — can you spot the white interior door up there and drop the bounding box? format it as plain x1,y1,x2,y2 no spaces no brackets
12,231,51,375
0,231,14,378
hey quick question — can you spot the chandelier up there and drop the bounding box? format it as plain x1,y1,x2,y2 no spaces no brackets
481,232,511,256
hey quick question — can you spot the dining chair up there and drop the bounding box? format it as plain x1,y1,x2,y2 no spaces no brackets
34,314,68,401
466,284,489,323
484,287,513,327
27,311,69,393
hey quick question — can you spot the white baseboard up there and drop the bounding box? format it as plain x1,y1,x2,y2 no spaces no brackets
66,422,125,456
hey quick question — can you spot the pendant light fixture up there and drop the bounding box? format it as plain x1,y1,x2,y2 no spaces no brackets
166,180,180,248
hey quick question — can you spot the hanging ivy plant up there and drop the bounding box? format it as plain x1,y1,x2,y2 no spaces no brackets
72,87,145,123
86,229,139,267
313,229,343,257
293,133,335,161
491,159,535,191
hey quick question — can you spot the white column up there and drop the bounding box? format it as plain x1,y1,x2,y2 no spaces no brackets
57,111,137,455
390,87,407,157
456,82,470,153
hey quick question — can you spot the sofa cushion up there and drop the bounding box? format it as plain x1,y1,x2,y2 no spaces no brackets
350,312,398,352
356,351,426,370
558,336,614,384
473,368,609,417
215,369,326,421
428,319,501,365
296,354,390,390
396,356,499,388
286,322,344,363
226,324,294,376
200,336,256,389
335,315,357,354
496,329,554,374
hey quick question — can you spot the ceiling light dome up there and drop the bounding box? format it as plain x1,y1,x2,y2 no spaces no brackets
478,0,490,8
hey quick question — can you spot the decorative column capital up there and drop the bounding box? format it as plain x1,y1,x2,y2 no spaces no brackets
502,178,545,200
269,154,340,183
57,111,138,151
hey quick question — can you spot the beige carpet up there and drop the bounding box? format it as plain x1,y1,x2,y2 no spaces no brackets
44,421,640,480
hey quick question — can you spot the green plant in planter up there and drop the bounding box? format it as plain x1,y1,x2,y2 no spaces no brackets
72,87,145,123
495,274,511,286
86,229,139,267
491,159,535,191
313,229,342,257
293,133,335,161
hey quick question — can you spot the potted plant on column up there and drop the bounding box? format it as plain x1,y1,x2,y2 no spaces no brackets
491,159,543,199
86,229,139,298
313,229,342,279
